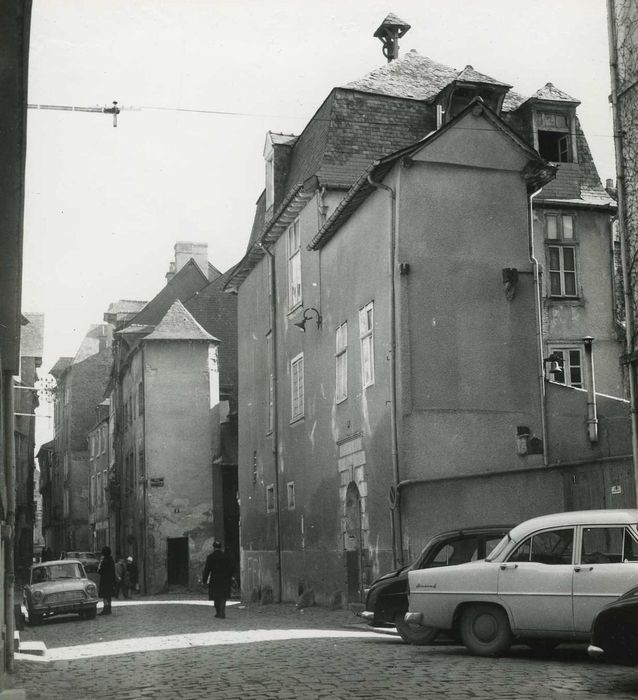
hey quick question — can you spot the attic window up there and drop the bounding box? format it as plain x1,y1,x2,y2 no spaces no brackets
265,153,274,211
536,111,574,163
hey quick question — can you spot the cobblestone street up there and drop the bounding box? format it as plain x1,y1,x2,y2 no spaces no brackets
6,595,638,699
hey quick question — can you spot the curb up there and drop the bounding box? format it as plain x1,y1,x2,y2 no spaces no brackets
18,640,47,657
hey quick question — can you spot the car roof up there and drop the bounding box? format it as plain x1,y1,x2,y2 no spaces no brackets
32,558,82,567
509,509,638,543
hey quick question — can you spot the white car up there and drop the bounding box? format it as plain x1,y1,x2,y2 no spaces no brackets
405,509,638,656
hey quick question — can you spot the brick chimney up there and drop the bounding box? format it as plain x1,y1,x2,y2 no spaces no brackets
166,241,208,282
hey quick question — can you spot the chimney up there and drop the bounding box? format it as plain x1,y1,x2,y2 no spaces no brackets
169,241,209,280
374,13,411,63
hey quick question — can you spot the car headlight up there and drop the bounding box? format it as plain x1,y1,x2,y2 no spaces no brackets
85,583,98,597
32,590,44,603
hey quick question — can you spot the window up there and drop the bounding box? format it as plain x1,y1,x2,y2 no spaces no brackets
359,302,375,388
138,382,144,416
537,111,573,163
335,322,348,403
103,469,107,501
266,484,275,513
287,481,295,509
63,454,68,481
581,527,638,564
549,347,583,388
290,353,304,421
430,537,480,567
509,528,574,565
265,154,274,211
63,488,69,518
287,220,302,309
546,213,577,298
138,449,145,477
90,475,95,509
102,426,106,453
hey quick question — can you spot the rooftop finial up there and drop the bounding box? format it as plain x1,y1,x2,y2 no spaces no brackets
373,13,411,63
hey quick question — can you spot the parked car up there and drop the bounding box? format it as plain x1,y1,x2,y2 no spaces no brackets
588,585,638,665
63,551,101,584
23,559,99,625
359,526,510,644
405,509,638,656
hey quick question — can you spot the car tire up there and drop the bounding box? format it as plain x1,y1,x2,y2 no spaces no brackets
459,604,511,657
395,612,439,645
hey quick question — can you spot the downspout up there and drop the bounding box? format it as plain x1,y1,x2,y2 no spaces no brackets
583,337,599,443
141,348,148,594
528,189,550,466
3,373,16,672
256,241,283,602
607,0,638,497
367,174,404,568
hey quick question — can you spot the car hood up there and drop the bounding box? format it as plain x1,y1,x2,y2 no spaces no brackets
27,579,89,595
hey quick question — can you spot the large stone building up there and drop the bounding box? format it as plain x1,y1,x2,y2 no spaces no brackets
45,326,113,555
108,243,238,592
226,17,631,605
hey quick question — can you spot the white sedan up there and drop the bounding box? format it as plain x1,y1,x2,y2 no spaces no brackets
406,509,638,656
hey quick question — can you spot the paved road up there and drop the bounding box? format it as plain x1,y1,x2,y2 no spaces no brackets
8,595,638,699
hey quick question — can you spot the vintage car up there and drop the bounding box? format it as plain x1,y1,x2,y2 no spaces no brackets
23,559,99,625
359,526,510,644
405,509,638,656
588,585,638,665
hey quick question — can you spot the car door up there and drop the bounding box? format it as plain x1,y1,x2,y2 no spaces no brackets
497,527,575,633
573,524,638,633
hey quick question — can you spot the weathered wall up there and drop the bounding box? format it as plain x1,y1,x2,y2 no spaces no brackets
143,340,216,592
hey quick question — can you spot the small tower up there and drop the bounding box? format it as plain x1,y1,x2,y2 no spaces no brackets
373,13,411,63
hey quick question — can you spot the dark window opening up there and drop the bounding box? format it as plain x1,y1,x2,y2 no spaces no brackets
538,130,572,162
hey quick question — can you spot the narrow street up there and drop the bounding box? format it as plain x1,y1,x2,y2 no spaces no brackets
8,596,638,699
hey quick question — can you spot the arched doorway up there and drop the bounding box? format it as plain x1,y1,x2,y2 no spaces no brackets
344,481,363,603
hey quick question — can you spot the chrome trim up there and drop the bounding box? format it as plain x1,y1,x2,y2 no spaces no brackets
587,644,604,659
358,610,375,621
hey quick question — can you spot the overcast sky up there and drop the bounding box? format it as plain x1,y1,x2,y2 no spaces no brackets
22,0,615,382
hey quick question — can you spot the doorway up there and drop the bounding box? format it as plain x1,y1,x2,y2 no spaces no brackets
344,482,363,603
166,537,189,586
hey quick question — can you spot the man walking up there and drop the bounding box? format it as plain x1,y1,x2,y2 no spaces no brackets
97,546,116,615
202,541,233,618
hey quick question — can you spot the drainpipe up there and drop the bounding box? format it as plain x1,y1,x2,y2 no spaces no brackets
528,189,550,466
256,241,283,602
141,348,148,594
607,0,638,501
583,337,599,443
367,174,404,568
3,372,16,672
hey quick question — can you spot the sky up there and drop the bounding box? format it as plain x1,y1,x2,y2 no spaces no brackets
22,0,615,438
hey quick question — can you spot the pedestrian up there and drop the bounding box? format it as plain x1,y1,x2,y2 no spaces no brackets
97,545,116,615
202,541,233,619
115,555,130,599
126,556,139,594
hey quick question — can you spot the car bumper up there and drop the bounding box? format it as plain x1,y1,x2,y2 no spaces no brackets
32,599,97,616
404,612,423,625
587,644,604,659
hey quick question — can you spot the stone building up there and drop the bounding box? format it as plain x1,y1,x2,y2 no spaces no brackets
226,16,630,605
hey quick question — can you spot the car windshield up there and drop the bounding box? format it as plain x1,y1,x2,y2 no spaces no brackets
486,534,511,561
31,562,83,583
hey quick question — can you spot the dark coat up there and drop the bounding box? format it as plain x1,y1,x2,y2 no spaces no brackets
97,554,116,597
202,550,233,598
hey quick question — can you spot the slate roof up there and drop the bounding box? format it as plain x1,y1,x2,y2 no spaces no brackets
49,357,73,379
228,49,612,289
144,299,218,342
269,132,298,146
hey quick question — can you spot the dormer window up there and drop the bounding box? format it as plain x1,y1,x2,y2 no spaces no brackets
536,111,573,163
265,150,274,212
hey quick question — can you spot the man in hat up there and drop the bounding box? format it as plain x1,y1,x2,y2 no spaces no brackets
97,546,116,615
202,541,234,618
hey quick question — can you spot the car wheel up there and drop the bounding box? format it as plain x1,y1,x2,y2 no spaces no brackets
395,612,439,645
459,604,511,656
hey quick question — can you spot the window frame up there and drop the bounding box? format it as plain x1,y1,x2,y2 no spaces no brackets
286,481,296,510
266,484,276,513
535,109,576,164
359,302,375,388
335,322,348,404
287,219,302,310
547,345,584,388
290,352,304,422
